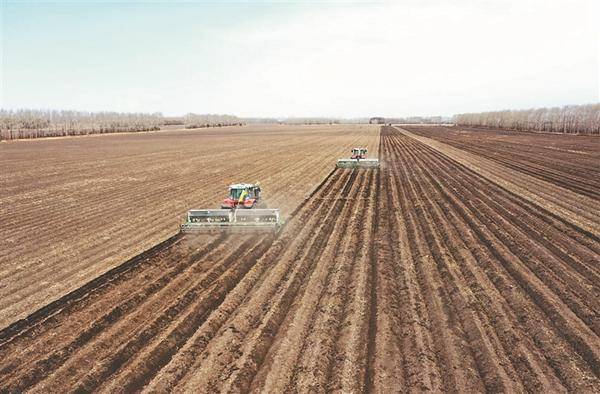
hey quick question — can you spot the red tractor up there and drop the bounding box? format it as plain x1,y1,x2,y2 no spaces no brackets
181,182,279,233
221,183,264,209
350,147,368,160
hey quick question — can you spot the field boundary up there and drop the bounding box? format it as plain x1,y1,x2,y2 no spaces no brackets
0,234,183,344
395,127,600,236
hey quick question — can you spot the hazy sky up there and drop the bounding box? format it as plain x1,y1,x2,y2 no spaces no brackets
1,0,598,117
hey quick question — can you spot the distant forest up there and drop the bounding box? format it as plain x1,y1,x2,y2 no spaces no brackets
454,104,600,134
2,103,598,141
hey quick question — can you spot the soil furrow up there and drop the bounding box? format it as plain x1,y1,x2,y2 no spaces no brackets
2,123,598,392
142,168,353,392
387,127,599,390
179,170,359,391
247,170,371,392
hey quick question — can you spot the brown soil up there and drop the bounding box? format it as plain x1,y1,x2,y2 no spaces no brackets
0,124,379,328
0,125,597,392
402,125,600,200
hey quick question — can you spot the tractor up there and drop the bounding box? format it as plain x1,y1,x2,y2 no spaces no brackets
181,182,279,233
337,147,379,168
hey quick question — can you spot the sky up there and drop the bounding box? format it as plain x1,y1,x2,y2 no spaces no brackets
1,0,598,118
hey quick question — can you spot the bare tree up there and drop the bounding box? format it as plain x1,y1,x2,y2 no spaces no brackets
454,104,600,134
0,109,164,141
183,114,242,129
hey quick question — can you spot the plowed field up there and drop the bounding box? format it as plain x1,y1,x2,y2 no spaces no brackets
0,124,379,328
1,125,598,392
402,125,600,200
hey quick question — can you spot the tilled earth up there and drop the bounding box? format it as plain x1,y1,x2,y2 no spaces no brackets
0,125,598,392
0,124,379,328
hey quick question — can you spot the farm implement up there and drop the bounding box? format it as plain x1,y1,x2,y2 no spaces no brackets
336,147,379,168
181,183,280,233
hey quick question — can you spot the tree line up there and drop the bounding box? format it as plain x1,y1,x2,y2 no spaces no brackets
3,104,598,141
0,109,164,140
0,110,247,140
183,113,242,129
454,104,600,134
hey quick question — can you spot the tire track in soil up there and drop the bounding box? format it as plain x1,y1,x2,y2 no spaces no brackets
383,131,487,392
370,134,449,392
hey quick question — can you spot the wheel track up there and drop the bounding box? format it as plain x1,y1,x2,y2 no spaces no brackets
327,169,377,392
371,148,441,390
324,169,376,392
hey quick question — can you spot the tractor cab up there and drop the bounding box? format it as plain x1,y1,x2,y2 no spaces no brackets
221,183,261,209
351,148,368,160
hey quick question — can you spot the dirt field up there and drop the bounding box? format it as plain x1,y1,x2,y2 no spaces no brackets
0,124,379,328
402,125,600,200
0,125,598,392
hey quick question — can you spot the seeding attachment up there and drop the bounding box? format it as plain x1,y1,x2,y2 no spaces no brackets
336,158,380,168
181,208,281,233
